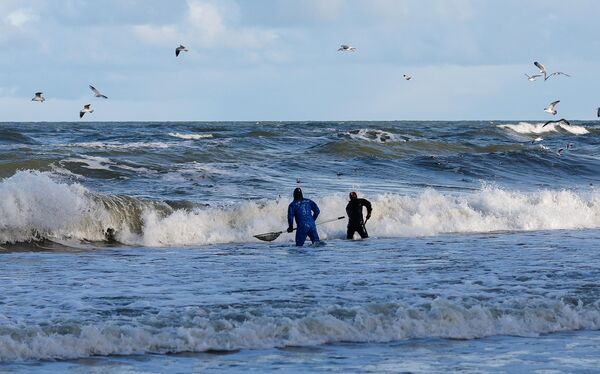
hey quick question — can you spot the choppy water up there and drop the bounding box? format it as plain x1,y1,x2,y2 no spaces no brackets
2,121,600,372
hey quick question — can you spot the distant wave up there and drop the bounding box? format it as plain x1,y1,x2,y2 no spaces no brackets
2,171,600,246
1,297,599,361
498,122,589,135
168,132,213,140
340,129,410,143
64,141,171,149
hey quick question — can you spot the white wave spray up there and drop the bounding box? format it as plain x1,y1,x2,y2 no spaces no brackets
2,171,600,246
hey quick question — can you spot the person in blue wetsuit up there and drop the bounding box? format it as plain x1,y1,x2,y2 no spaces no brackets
287,187,321,246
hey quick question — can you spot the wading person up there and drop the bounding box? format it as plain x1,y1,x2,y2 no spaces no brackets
287,187,321,246
346,191,372,239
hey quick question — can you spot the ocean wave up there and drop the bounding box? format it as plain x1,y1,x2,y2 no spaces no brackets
340,129,410,143
1,298,599,361
3,171,600,246
64,141,171,149
168,132,213,140
498,122,589,135
2,170,600,245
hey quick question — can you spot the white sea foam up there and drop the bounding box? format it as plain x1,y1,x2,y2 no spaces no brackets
498,122,589,135
1,298,599,361
64,141,171,149
3,171,600,245
168,132,213,140
343,129,409,143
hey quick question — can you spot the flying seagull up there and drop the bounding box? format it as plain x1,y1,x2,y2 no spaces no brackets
542,118,570,127
79,104,94,118
175,44,188,57
89,85,108,99
403,74,412,81
338,44,356,52
525,73,542,81
31,92,45,102
534,61,571,81
544,100,560,115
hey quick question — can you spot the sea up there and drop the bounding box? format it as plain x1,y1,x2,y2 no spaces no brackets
2,120,600,373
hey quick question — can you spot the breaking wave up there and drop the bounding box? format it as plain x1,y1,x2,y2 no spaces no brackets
340,129,410,143
498,122,589,135
1,298,600,361
168,132,213,140
2,171,600,246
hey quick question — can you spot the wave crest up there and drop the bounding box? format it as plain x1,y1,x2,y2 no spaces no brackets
498,122,589,135
2,171,600,246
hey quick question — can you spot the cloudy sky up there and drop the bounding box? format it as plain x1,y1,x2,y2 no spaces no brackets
1,0,598,121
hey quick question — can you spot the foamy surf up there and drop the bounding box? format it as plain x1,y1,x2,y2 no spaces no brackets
3,171,600,246
168,132,214,140
1,298,599,362
498,122,589,135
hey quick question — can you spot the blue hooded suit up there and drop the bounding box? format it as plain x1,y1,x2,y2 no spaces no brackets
288,188,320,246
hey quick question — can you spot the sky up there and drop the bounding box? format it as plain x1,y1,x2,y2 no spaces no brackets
0,0,599,122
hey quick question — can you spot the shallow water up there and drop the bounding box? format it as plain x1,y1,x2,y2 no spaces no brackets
2,121,600,372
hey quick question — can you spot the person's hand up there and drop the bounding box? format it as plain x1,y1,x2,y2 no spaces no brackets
287,226,294,233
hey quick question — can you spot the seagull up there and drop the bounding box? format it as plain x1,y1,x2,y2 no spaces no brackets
31,92,45,102
557,148,564,156
175,44,188,57
338,44,356,52
544,100,560,115
89,85,108,99
403,74,412,81
79,104,94,118
542,118,570,127
534,61,571,81
597,107,600,118
525,73,542,81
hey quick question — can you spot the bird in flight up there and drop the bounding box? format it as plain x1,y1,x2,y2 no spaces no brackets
89,85,108,99
80,104,94,118
31,92,45,102
175,44,188,57
542,118,570,127
524,73,542,81
544,100,560,115
338,45,356,52
403,74,412,81
534,61,571,81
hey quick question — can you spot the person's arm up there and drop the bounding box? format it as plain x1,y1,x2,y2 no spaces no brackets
363,199,372,220
288,203,294,231
311,200,320,221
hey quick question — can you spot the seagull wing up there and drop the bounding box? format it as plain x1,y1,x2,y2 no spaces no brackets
84,104,91,109
176,48,181,57
597,107,600,118
35,92,43,96
549,100,560,109
534,61,546,73
100,94,108,99
80,111,85,118
549,72,571,78
89,85,100,95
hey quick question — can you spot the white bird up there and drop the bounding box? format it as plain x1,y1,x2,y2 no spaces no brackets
89,85,108,99
534,61,571,81
31,92,45,102
175,44,188,57
403,74,412,81
544,100,560,115
80,104,94,118
525,73,542,81
338,44,356,52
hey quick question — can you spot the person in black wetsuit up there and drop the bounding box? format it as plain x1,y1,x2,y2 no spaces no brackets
346,191,372,239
